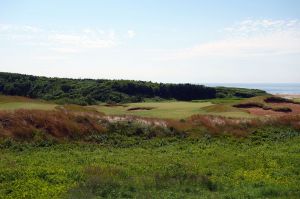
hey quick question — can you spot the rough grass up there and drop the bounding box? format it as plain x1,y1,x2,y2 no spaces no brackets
0,130,299,199
0,99,299,198
233,96,300,115
0,110,106,140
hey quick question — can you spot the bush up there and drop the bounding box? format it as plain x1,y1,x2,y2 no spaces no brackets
233,102,265,108
272,107,292,112
264,96,294,103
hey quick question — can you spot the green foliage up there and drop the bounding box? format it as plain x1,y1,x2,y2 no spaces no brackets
0,127,299,199
216,87,267,98
0,72,266,105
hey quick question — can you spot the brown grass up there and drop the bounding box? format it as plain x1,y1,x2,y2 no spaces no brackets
0,109,299,141
0,109,106,140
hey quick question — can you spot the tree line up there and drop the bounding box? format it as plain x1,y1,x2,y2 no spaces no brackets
0,72,266,105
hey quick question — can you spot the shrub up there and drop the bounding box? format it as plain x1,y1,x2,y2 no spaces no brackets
0,109,106,141
233,102,265,108
272,107,292,112
264,96,294,103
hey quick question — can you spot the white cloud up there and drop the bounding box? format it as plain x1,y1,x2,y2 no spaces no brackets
127,30,136,38
48,33,117,49
0,24,43,33
164,19,300,60
0,24,135,53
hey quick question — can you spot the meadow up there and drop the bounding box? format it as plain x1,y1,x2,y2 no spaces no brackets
0,95,300,199
1,127,299,199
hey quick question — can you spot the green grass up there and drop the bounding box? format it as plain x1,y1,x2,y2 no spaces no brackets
0,102,56,111
0,128,299,199
93,99,254,119
94,101,213,119
0,95,57,111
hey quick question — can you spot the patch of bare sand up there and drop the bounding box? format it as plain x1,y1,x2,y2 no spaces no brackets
247,102,300,116
276,94,300,99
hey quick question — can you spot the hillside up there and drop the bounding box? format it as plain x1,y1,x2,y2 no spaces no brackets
0,72,267,105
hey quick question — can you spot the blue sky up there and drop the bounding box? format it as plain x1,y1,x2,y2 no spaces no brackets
0,0,300,83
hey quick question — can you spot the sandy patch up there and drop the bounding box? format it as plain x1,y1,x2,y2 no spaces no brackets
276,94,300,99
247,102,300,116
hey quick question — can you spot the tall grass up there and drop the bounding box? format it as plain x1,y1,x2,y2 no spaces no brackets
0,109,105,141
0,109,299,143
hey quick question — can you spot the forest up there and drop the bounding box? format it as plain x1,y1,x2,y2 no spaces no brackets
0,72,266,105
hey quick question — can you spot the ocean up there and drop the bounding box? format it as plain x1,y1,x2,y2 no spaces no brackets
205,83,300,95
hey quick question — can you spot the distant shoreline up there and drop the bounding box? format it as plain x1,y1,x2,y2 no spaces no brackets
205,83,300,96
275,94,300,99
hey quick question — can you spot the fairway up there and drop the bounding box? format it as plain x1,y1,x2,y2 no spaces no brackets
0,95,57,111
0,102,56,111
94,100,254,119
94,101,213,119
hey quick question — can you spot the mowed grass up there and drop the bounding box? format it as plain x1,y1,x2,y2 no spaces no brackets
94,101,213,119
0,102,56,111
94,99,253,119
0,95,56,111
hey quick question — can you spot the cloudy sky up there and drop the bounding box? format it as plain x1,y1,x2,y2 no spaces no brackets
0,0,300,83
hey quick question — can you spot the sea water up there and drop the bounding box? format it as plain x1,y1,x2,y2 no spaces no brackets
205,83,300,95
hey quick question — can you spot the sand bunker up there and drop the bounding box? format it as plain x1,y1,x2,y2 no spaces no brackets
247,103,300,116
127,107,155,111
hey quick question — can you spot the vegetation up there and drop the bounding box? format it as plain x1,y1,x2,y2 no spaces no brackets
0,96,299,198
264,96,299,104
0,126,299,199
233,96,300,113
215,87,267,98
0,74,299,199
0,72,266,105
95,101,214,119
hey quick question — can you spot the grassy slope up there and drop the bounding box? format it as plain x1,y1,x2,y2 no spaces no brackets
94,98,254,119
0,95,56,111
94,101,213,119
0,131,299,199
0,95,299,198
0,95,254,119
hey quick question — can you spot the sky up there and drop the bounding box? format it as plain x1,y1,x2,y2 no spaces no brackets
0,0,300,83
